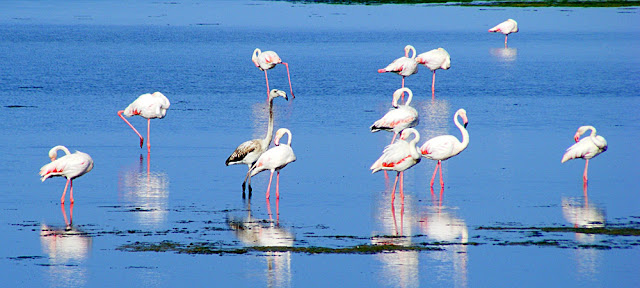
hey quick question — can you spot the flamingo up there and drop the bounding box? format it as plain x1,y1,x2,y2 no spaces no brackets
226,89,288,197
39,145,94,204
488,19,519,48
371,128,422,204
415,48,451,98
378,45,419,99
420,108,469,188
245,128,296,200
252,48,295,100
561,125,607,183
117,92,170,153
370,87,419,144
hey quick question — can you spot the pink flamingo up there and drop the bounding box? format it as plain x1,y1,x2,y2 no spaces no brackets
117,92,170,153
245,128,296,199
415,48,451,98
420,108,469,188
226,89,288,197
371,128,422,204
378,45,419,98
39,145,94,204
488,19,519,48
370,87,419,144
561,125,607,183
252,48,295,100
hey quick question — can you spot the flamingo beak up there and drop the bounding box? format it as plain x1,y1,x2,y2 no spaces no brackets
464,121,468,129
574,135,580,142
50,156,56,162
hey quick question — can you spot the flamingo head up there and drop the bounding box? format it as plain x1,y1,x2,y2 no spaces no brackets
48,150,58,162
251,48,261,68
274,128,290,146
399,128,417,141
458,109,468,128
269,89,288,102
404,45,416,59
574,126,592,142
392,87,412,108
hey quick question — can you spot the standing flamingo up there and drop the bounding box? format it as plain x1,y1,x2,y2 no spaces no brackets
370,87,419,144
39,145,94,204
118,92,170,153
415,48,451,98
561,125,607,183
226,89,288,197
371,128,422,204
378,45,419,99
252,48,295,100
245,128,296,200
420,108,469,188
488,19,519,48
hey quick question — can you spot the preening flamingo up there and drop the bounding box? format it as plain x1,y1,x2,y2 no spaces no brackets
39,145,94,204
415,48,451,98
252,48,295,99
561,125,607,183
226,89,288,197
420,108,469,188
370,87,419,144
378,45,419,97
371,128,422,204
118,92,170,153
245,128,296,199
488,19,519,47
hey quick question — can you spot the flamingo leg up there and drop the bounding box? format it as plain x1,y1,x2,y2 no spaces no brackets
431,71,436,99
264,70,270,101
439,161,444,188
399,171,404,203
276,170,280,200
429,162,439,188
69,179,75,204
267,200,273,221
266,170,274,199
282,62,295,98
69,202,74,225
147,118,151,152
583,159,589,182
276,198,280,224
118,111,144,148
391,203,398,235
400,202,405,236
390,132,398,144
401,77,406,101
60,178,70,204
391,172,399,204
504,35,508,48
61,203,69,226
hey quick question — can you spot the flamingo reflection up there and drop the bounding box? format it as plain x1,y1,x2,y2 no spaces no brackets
490,48,518,62
227,200,294,288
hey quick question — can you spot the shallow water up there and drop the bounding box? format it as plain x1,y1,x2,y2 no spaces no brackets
1,1,640,287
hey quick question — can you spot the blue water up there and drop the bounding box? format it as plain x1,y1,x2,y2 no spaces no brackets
1,1,639,287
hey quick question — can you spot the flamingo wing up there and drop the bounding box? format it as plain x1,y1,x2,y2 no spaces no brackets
370,106,419,133
420,135,460,161
380,57,418,76
561,137,606,163
40,152,93,181
371,141,412,173
226,139,263,166
250,145,296,176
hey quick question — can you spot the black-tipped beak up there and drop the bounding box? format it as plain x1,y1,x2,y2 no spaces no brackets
464,122,468,128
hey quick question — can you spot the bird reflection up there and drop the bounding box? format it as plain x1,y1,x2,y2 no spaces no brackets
489,48,518,62
419,99,450,191
227,200,294,288
118,153,170,228
371,194,419,288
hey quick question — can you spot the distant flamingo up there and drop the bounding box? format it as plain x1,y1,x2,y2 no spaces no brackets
252,48,295,100
415,48,451,98
420,108,469,188
226,89,288,197
561,125,607,183
370,87,419,144
39,145,94,204
245,128,297,199
118,92,170,153
488,19,519,47
371,128,422,204
378,45,419,98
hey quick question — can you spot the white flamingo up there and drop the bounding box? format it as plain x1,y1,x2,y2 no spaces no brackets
371,128,422,204
39,145,94,204
252,48,295,99
117,92,170,153
561,125,607,182
378,45,419,98
488,19,519,47
245,128,296,199
420,108,469,188
415,48,451,98
226,89,288,197
370,87,419,144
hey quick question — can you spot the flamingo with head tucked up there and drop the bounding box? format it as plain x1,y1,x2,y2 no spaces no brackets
252,48,295,100
118,92,170,153
371,128,422,204
370,87,419,144
39,145,94,204
415,48,451,98
420,108,469,188
245,128,296,200
489,19,519,48
561,125,607,183
378,45,419,99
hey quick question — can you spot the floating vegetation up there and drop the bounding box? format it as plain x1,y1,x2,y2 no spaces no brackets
477,226,640,236
275,0,640,7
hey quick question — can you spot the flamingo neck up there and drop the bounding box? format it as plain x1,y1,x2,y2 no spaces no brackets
392,88,413,107
406,45,416,59
454,112,469,153
264,99,275,145
276,129,292,146
49,145,71,161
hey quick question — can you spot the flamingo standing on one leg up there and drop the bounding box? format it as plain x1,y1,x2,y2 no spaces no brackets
415,48,451,99
245,128,297,200
252,48,295,100
370,87,419,144
371,128,422,204
118,92,170,153
420,108,469,188
488,19,519,48
561,125,607,183
226,89,288,197
39,145,94,204
378,45,419,100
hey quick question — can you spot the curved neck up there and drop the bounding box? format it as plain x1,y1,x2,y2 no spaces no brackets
283,130,292,146
405,45,416,59
49,145,71,161
263,99,275,144
454,111,469,151
584,126,597,138
392,88,413,107
404,129,420,158
253,48,261,57
276,129,292,146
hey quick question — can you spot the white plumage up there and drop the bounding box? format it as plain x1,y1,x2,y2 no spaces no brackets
246,128,297,199
415,48,451,98
378,45,419,89
252,48,295,98
488,19,519,47
118,91,170,152
370,87,419,144
561,125,607,182
39,145,93,204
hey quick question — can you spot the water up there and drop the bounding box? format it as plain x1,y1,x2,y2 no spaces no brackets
1,1,640,287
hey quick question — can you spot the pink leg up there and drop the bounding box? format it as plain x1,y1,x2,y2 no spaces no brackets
147,118,151,152
69,202,74,225
282,62,295,98
429,163,438,187
431,71,436,99
264,70,270,101
400,202,405,235
60,178,70,204
391,172,399,204
505,35,508,48
390,132,398,144
401,77,406,101
70,179,75,204
439,161,444,188
118,111,144,148
276,198,280,224
391,203,398,235
266,170,274,199
276,171,280,200
61,203,69,226
583,159,589,182
266,200,273,221
399,171,404,203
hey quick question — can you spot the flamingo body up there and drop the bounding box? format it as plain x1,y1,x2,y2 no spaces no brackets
370,87,419,144
378,45,418,89
561,125,607,182
416,48,451,72
489,19,518,47
247,128,296,199
39,146,93,204
252,48,295,98
118,92,170,152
